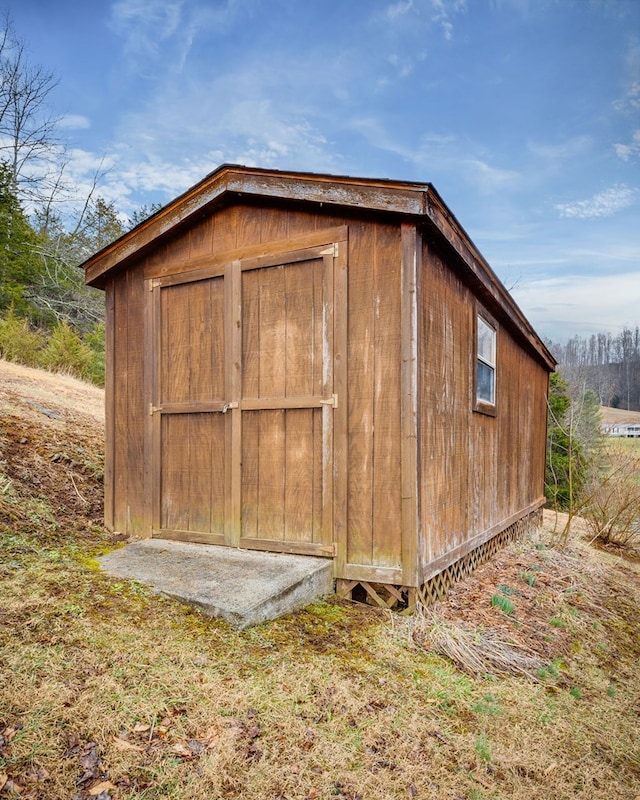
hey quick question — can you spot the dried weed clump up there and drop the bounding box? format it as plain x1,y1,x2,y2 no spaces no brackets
412,608,545,679
582,447,640,548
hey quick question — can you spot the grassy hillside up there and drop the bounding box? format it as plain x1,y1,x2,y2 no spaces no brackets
600,405,640,426
1,361,639,800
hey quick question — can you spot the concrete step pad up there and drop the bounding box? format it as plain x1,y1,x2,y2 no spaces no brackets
98,539,334,629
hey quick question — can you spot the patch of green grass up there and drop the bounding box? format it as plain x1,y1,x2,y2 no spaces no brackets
490,594,515,615
474,732,492,764
472,694,502,717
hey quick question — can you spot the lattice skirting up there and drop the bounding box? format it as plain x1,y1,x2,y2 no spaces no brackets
336,508,543,613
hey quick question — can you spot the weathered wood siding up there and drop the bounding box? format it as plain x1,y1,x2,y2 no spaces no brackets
107,204,405,575
418,240,548,578
105,264,146,534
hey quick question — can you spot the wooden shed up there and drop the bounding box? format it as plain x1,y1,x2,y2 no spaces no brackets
82,165,555,607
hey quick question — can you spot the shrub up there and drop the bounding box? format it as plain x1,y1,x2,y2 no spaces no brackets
545,372,598,510
41,321,94,380
0,307,44,366
83,322,105,386
583,448,640,547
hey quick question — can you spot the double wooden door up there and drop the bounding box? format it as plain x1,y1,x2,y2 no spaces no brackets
148,237,344,557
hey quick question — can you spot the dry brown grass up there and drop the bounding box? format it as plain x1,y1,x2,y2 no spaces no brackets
2,364,640,799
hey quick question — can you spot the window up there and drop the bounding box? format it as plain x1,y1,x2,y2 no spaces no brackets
475,313,496,412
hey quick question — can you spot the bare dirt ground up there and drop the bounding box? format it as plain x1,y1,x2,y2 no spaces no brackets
0,360,105,536
1,359,640,800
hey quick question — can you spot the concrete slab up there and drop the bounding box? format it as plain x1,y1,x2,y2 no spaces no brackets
98,539,334,629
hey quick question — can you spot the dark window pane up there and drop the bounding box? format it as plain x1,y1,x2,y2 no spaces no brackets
477,361,495,404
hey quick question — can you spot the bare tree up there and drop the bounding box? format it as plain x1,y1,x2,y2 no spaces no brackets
0,12,61,200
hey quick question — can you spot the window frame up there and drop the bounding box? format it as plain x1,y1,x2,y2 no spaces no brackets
474,308,497,416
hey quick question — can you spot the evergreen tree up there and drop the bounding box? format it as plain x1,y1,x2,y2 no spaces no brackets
0,159,40,317
545,372,601,511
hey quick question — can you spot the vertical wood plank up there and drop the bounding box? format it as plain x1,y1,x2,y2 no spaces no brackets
333,236,349,571
190,280,214,402
321,251,335,552
285,261,314,397
260,207,289,244
150,282,161,533
371,225,402,568
104,279,115,530
143,274,155,537
161,415,190,531
113,274,129,532
189,413,213,532
161,282,191,404
400,224,420,585
346,222,374,564
210,413,226,534
226,259,242,545
189,217,213,261
125,268,147,534
258,409,285,539
284,409,313,542
241,410,259,538
259,265,287,397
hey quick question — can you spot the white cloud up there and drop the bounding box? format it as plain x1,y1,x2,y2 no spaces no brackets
109,0,185,72
430,0,466,41
555,185,637,219
613,36,640,114
59,114,91,130
512,271,640,339
463,158,521,193
614,129,640,162
383,0,414,20
527,135,593,161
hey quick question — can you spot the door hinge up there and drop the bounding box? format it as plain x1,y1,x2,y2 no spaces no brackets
222,401,239,413
149,403,161,416
320,393,338,409
319,542,337,556
320,242,339,258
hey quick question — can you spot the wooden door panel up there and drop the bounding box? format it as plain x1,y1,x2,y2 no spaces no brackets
241,408,323,545
154,274,226,542
239,255,332,553
160,278,224,405
160,412,225,536
150,237,343,556
241,259,324,400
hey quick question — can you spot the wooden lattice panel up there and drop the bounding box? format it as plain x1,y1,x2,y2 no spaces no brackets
337,509,543,612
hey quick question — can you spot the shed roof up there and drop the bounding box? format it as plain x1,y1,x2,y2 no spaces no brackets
81,163,555,371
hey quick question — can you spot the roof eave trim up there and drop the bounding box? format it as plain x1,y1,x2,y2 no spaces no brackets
82,165,429,287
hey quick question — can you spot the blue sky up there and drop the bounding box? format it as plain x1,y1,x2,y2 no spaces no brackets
8,0,640,341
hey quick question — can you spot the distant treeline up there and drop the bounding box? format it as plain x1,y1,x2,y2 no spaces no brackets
546,327,640,411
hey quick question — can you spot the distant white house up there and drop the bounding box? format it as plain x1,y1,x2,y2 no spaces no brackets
603,423,640,438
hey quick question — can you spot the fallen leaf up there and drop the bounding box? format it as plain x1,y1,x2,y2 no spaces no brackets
0,773,8,791
89,780,117,795
171,742,194,759
544,761,558,776
132,723,150,733
24,765,50,783
112,736,143,752
1,777,23,795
